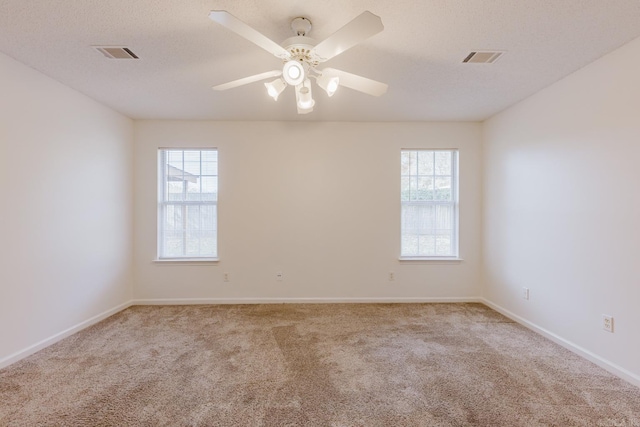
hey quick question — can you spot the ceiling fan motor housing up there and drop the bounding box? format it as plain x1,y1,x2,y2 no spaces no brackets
281,36,319,68
284,17,321,68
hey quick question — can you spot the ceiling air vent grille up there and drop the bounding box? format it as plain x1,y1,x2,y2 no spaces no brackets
463,51,504,64
93,46,139,59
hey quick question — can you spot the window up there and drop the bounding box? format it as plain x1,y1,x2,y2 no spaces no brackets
158,149,218,259
401,150,458,258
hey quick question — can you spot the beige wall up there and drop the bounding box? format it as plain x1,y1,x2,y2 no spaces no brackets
134,121,483,302
483,36,640,384
0,52,134,366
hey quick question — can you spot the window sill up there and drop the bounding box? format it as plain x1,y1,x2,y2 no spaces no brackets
398,257,463,264
154,258,219,265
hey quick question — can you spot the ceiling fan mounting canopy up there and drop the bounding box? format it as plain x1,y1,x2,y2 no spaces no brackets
209,10,388,114
290,17,312,37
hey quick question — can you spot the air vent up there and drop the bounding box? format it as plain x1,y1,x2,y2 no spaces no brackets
463,51,504,64
93,46,139,59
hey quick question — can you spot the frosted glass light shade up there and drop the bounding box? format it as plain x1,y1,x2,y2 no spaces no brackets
283,60,305,86
296,80,315,114
264,78,286,100
298,87,314,109
317,74,340,97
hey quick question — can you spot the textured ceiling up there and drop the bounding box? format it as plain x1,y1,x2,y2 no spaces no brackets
1,0,640,121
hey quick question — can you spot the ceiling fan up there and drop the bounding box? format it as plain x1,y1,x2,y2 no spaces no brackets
209,10,388,114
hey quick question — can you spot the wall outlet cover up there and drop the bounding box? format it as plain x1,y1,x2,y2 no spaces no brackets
602,315,614,333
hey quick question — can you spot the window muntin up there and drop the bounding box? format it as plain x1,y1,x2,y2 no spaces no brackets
401,150,458,258
158,149,218,259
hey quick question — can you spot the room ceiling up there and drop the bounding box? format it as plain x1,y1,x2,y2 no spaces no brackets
1,1,639,122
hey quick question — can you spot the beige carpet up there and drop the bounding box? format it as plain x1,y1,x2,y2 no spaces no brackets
1,303,639,426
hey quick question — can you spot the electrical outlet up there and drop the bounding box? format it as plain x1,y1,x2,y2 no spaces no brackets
602,315,614,333
223,272,230,282
522,287,529,300
276,271,283,281
388,272,395,281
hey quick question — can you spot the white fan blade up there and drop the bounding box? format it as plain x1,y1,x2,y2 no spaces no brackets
209,11,291,60
311,11,383,62
322,68,388,97
213,70,282,91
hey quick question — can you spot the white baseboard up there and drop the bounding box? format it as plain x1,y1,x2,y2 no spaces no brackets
0,300,133,370
132,296,482,305
480,298,640,388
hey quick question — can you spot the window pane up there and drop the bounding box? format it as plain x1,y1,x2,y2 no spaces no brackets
164,205,182,230
418,151,434,175
201,177,217,201
435,235,451,255
435,151,452,175
401,151,412,175
184,150,200,163
202,150,217,162
417,177,434,201
404,150,418,175
159,149,218,258
202,205,217,231
400,149,458,257
186,163,201,177
409,177,418,201
186,180,202,201
418,235,436,256
186,205,201,231
436,204,453,230
400,177,411,201
167,181,184,201
167,150,183,164
434,177,451,201
200,237,217,256
402,204,436,232
202,160,217,175
163,230,184,258
401,235,418,255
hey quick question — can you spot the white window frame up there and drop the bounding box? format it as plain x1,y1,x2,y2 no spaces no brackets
400,149,460,261
157,148,218,262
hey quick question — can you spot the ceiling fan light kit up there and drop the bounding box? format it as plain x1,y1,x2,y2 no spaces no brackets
209,10,388,114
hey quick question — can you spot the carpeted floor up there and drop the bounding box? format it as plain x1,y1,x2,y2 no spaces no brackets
1,303,639,426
